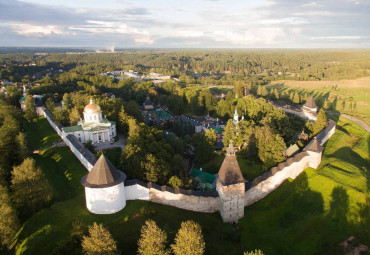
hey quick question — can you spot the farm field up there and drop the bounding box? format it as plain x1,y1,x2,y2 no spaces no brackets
268,77,370,125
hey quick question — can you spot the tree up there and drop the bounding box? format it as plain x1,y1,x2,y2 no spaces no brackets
223,119,236,146
53,108,68,125
312,108,327,136
82,222,118,255
171,221,205,255
69,106,81,125
16,132,28,161
62,93,72,110
292,92,300,104
11,158,52,215
24,95,37,122
255,126,286,169
142,154,169,184
137,219,169,255
168,176,183,189
0,185,20,247
85,140,95,153
117,106,129,135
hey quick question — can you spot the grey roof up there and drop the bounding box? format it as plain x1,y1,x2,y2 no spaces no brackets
144,95,153,106
305,137,323,152
81,154,125,188
218,145,245,185
304,96,317,109
66,134,97,166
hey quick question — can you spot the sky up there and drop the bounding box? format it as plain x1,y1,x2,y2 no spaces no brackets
0,0,369,48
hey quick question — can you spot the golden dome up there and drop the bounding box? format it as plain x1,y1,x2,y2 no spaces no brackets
84,99,101,114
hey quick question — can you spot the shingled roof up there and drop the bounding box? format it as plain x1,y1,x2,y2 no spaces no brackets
305,137,323,152
304,96,317,109
217,144,245,185
144,95,153,106
81,154,125,188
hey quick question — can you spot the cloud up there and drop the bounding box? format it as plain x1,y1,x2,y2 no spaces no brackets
0,0,369,48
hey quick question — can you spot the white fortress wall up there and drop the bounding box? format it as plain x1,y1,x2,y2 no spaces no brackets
125,184,150,201
244,119,336,207
149,188,221,213
39,107,97,171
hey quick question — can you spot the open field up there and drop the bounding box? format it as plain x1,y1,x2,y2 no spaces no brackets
22,117,62,149
240,116,369,254
13,115,369,254
268,77,370,125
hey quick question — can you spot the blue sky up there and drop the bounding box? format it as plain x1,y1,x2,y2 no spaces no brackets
0,0,369,48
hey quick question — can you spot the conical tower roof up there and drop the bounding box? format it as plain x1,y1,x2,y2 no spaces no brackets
81,154,125,188
217,143,245,185
305,137,323,152
304,96,317,109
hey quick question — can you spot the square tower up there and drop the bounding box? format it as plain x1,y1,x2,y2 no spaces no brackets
216,144,246,223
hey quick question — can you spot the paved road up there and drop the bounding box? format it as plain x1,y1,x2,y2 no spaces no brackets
326,111,370,132
94,133,126,151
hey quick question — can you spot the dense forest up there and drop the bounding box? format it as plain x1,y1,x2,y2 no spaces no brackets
1,50,370,86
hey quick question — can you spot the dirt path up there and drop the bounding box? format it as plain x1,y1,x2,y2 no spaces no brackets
326,111,370,132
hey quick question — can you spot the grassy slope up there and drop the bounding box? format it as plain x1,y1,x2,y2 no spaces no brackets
240,117,370,254
22,117,61,149
14,116,369,254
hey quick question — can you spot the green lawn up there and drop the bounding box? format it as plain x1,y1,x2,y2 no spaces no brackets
12,197,241,255
34,147,87,202
240,117,370,254
22,117,61,149
13,116,369,254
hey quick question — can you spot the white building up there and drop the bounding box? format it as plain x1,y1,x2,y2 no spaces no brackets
302,96,318,121
81,154,126,214
62,99,116,144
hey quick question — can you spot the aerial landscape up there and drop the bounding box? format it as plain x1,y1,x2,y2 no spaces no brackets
0,0,369,254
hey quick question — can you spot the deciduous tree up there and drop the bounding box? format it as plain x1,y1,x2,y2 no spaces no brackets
171,221,205,255
82,222,118,255
138,219,169,255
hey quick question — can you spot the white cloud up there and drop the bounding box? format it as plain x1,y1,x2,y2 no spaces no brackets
5,23,71,37
302,2,321,7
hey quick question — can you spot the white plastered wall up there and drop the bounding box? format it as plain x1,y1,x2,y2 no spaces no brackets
85,183,126,214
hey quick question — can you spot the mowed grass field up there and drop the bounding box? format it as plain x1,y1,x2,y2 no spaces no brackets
268,76,370,125
12,116,369,254
240,116,369,254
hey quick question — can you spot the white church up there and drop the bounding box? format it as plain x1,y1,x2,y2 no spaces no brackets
62,99,117,144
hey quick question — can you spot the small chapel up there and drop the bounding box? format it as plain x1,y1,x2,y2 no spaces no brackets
62,99,117,144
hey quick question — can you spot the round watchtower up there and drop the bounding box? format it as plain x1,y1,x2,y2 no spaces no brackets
81,154,126,214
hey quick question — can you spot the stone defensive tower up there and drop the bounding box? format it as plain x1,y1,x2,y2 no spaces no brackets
216,143,246,223
81,154,126,214
304,137,323,169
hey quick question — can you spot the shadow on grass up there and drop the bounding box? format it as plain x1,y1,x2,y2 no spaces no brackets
240,171,366,254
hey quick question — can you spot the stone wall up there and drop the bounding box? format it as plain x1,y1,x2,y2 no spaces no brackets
125,179,221,213
243,119,336,207
40,105,336,216
40,107,97,171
